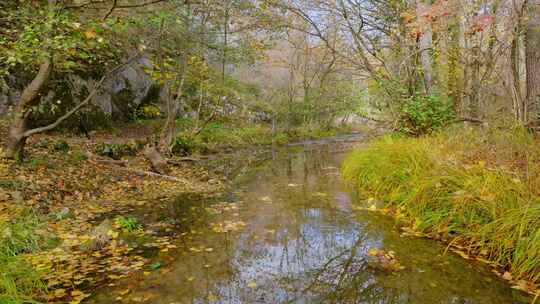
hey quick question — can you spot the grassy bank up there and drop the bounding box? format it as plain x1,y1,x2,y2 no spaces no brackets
342,126,540,294
172,118,353,154
0,208,49,304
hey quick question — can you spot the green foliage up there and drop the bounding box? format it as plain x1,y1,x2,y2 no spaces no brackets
69,150,88,163
342,128,540,284
27,157,47,170
114,216,140,232
399,93,455,135
150,262,162,270
0,209,44,256
52,140,70,153
95,141,143,160
135,104,162,120
0,208,47,303
171,135,199,155
0,4,119,77
272,132,290,146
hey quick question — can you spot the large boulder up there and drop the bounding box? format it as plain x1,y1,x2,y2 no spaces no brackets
93,57,157,120
0,75,22,117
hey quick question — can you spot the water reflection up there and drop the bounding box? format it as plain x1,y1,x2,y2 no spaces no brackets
89,144,529,304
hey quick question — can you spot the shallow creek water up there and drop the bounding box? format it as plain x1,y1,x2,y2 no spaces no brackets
89,137,530,304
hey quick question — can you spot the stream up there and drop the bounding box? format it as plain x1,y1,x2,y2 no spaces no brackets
88,136,530,304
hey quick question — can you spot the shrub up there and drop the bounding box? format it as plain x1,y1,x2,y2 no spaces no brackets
114,216,140,232
52,140,70,153
95,140,143,160
399,93,455,135
171,135,198,155
273,132,289,145
135,104,162,120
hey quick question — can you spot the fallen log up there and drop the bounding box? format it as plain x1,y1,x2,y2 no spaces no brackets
85,150,185,183
83,151,126,166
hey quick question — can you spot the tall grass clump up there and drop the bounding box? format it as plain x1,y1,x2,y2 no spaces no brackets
342,126,540,286
0,208,47,303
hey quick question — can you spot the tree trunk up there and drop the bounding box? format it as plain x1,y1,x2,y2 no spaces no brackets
469,45,481,119
511,21,524,121
416,0,435,94
6,58,53,160
448,18,462,114
526,0,540,125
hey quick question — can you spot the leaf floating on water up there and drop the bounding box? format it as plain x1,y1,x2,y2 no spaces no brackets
502,271,513,281
511,280,537,294
54,288,67,297
367,248,404,272
247,281,258,289
119,289,131,296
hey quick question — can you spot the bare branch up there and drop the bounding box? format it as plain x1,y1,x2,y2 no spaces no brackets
22,55,140,138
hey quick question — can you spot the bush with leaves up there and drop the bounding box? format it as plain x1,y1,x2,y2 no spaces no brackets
95,141,144,160
399,93,455,135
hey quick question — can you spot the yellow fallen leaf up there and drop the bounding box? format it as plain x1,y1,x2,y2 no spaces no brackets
247,281,257,289
119,289,130,296
84,30,97,39
54,288,66,297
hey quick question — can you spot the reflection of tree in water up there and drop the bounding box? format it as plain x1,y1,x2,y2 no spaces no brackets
294,234,408,304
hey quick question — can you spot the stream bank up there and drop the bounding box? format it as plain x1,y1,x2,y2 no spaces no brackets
87,136,531,304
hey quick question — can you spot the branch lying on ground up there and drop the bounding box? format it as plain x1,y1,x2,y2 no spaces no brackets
83,151,127,166
167,157,200,164
85,150,186,183
453,117,485,124
115,166,186,182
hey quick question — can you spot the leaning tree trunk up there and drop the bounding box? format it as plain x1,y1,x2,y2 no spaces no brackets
526,0,540,125
416,0,435,95
6,58,53,160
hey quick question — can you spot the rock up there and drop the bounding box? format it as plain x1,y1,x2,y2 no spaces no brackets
367,248,405,272
143,146,168,175
93,57,157,119
55,207,72,220
86,219,114,251
0,75,22,117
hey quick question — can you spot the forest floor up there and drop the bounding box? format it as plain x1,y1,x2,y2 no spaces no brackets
342,124,540,297
0,122,227,303
0,118,359,303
